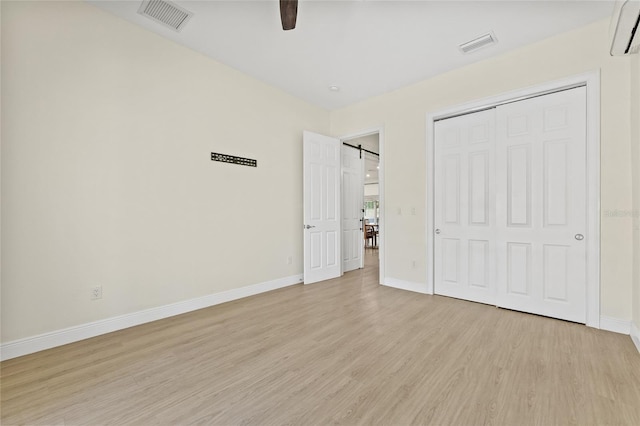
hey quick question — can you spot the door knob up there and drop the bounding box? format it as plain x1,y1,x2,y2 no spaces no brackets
435,229,441,235
575,234,584,241
304,224,316,229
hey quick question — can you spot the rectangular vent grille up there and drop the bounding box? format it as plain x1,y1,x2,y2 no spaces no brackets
138,0,193,32
459,32,497,54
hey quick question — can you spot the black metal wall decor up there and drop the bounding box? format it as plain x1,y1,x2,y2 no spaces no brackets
211,152,257,167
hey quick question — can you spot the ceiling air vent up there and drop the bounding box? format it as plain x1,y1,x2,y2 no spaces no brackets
459,32,497,54
138,0,193,32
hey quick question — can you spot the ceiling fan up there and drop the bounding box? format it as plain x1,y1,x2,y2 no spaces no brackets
280,0,298,30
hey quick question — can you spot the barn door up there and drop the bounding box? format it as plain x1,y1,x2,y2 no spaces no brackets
342,145,364,272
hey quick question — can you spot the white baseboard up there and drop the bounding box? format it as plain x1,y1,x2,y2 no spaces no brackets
631,322,640,354
383,277,429,294
599,316,631,335
0,274,303,361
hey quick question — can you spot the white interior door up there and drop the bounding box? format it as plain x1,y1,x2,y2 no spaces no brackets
342,145,364,272
434,86,588,323
434,109,497,305
303,131,341,284
495,87,587,323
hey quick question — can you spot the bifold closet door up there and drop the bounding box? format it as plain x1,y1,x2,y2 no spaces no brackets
495,87,587,323
434,109,497,305
434,86,588,323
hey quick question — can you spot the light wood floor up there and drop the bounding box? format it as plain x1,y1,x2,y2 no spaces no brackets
2,251,640,425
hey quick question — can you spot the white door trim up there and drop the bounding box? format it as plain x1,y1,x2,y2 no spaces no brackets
426,71,601,328
340,127,385,284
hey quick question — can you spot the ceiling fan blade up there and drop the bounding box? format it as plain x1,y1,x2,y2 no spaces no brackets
280,0,298,31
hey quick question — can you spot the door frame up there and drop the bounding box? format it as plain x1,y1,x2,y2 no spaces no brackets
340,127,385,284
425,71,601,328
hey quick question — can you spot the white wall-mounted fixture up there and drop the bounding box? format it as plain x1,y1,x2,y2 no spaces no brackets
610,0,640,55
138,0,193,32
458,32,497,54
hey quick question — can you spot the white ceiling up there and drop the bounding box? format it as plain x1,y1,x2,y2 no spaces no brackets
88,0,615,110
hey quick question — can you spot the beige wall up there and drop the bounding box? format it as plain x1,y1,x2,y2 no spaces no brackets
364,184,379,197
331,19,634,321
1,1,329,342
632,53,640,331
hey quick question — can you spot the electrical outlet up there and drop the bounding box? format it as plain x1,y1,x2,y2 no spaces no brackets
287,256,293,265
412,260,417,269
91,285,102,300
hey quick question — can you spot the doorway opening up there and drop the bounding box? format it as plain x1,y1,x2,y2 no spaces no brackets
341,129,384,284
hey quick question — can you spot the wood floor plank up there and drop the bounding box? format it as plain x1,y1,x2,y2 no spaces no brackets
2,251,640,425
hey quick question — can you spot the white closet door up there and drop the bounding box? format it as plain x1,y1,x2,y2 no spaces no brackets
434,109,497,305
495,87,587,323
